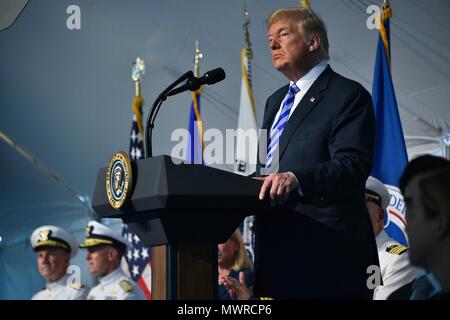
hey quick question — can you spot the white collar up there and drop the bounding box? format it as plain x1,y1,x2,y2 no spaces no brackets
375,230,391,249
99,267,123,284
290,60,328,93
46,274,69,290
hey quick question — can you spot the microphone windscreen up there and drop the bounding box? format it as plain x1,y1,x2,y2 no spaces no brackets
203,68,226,85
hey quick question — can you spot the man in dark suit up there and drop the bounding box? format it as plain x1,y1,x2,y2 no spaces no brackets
254,7,379,299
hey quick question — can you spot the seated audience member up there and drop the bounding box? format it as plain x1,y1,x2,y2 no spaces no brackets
399,155,450,195
388,155,450,300
402,167,450,299
365,176,418,299
79,220,146,300
30,225,89,300
218,229,254,300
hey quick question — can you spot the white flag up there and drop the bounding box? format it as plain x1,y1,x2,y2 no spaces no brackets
235,47,258,176
235,11,258,263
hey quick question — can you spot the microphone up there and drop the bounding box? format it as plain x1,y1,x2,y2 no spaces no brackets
166,68,226,96
145,68,225,157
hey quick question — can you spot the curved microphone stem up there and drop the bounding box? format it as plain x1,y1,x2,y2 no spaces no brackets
145,71,193,158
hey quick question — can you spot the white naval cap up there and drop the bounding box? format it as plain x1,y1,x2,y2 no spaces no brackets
79,220,130,250
365,176,390,210
30,225,78,258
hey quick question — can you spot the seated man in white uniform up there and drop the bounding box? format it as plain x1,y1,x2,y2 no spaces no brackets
79,220,145,300
365,176,419,300
31,225,89,300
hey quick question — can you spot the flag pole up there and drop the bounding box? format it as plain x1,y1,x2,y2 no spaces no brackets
132,57,145,97
236,3,258,262
191,41,204,161
243,2,250,48
131,57,145,144
242,4,256,117
193,40,203,78
299,0,311,8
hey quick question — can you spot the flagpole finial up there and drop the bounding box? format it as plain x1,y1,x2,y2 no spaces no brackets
300,0,311,8
243,4,250,48
132,57,145,97
193,40,203,78
442,132,450,160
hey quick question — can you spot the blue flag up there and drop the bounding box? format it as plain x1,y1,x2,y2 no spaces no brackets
187,91,204,164
371,5,409,246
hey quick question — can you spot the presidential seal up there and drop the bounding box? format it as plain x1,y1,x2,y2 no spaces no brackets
106,151,133,209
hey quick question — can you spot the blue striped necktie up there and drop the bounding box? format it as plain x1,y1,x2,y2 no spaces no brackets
265,83,300,171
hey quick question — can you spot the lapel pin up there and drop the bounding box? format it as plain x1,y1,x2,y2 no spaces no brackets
310,97,316,103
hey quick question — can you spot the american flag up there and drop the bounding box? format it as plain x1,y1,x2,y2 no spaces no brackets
122,95,152,299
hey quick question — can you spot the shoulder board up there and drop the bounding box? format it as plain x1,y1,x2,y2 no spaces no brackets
259,297,274,300
386,244,408,255
119,279,133,293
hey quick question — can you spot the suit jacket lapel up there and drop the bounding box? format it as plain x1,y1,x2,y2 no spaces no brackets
278,66,333,160
260,86,289,166
262,85,288,131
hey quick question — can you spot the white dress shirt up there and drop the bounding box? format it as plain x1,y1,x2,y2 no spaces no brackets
32,274,89,300
270,60,328,132
87,267,146,300
373,231,419,300
269,60,328,193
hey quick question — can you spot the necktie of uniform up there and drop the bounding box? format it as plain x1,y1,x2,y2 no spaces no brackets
265,83,300,170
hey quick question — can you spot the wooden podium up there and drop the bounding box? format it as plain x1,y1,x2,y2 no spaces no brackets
91,155,268,299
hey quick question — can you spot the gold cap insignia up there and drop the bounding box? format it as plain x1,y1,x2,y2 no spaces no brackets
38,230,51,242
